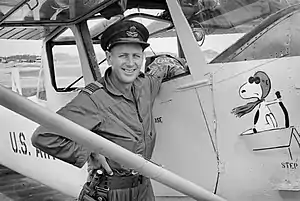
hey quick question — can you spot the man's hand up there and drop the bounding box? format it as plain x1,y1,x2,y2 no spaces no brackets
87,153,113,181
146,55,187,79
147,59,168,78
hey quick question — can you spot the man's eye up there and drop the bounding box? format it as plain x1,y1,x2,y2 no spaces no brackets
134,55,141,58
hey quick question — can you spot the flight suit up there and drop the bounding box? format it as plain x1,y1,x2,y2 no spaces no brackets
31,55,186,201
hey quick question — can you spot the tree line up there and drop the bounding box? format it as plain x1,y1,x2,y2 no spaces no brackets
0,55,41,63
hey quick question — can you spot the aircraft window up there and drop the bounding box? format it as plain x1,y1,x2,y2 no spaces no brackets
53,18,111,42
96,50,109,76
0,62,41,98
155,0,296,36
0,0,35,21
53,27,73,42
0,0,117,22
127,14,171,37
51,38,107,91
52,44,84,90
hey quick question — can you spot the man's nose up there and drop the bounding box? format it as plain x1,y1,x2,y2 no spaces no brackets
126,56,134,66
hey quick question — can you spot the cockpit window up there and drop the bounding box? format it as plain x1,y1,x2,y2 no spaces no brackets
0,0,35,21
159,0,296,35
0,0,113,22
53,18,113,42
52,42,84,90
51,26,106,91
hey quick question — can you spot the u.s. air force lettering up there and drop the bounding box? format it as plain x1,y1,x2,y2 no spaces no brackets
9,131,55,160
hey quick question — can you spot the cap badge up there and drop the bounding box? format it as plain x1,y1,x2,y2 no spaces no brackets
126,26,138,38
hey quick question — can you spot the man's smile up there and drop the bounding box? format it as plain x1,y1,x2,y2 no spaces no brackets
122,68,137,74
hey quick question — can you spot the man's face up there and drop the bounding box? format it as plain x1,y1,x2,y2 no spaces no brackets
106,43,144,84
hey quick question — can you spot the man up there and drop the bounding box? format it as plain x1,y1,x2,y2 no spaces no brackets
31,20,185,201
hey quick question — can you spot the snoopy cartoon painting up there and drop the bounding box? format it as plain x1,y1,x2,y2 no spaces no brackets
232,71,289,135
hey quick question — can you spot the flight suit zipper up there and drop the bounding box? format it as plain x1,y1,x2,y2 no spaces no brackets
134,99,143,123
131,87,147,157
131,87,143,123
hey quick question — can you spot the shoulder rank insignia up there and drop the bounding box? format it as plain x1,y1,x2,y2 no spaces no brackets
81,81,103,95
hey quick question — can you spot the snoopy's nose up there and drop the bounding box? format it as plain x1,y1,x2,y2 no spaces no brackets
241,90,246,93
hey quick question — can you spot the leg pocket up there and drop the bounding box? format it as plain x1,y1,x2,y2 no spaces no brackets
137,179,155,201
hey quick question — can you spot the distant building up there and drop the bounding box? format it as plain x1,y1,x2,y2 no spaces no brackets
35,56,41,63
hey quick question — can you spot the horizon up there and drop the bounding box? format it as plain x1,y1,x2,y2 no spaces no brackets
0,39,42,57
0,34,242,58
0,33,243,97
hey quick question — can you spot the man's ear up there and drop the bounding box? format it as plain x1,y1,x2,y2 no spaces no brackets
141,53,146,73
105,50,112,65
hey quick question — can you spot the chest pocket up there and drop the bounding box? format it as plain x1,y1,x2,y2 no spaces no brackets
100,99,142,153
94,108,139,153
137,95,151,121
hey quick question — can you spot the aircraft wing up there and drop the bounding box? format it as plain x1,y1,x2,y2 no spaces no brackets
0,164,74,201
0,0,297,41
148,0,296,38
0,0,167,41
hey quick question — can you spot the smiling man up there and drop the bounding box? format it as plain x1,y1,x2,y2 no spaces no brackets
31,19,185,201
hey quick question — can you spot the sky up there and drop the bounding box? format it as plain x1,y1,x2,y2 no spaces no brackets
0,39,42,56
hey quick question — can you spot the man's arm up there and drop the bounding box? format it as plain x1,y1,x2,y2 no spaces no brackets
146,54,187,101
31,91,103,168
146,58,167,101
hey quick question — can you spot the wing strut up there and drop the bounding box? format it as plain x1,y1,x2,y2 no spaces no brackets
0,85,227,201
166,0,209,80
